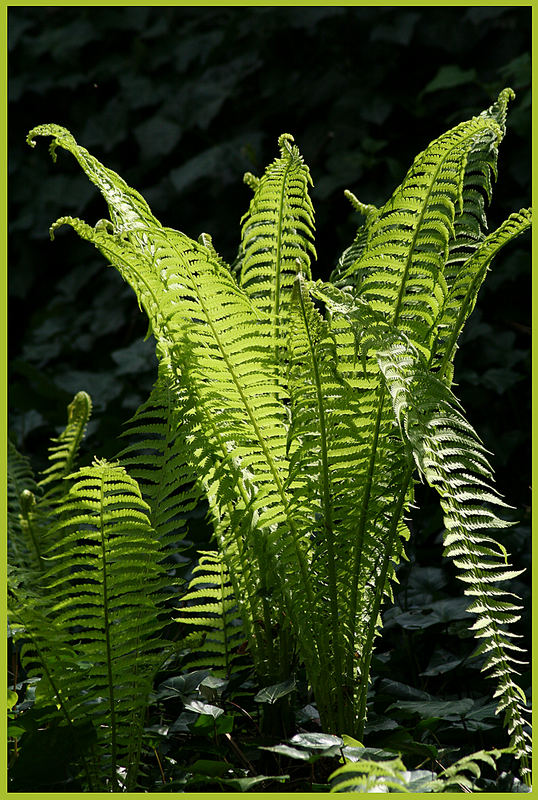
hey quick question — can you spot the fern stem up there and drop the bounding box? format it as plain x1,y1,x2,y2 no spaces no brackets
271,153,294,365
347,383,386,678
19,492,44,572
356,462,415,738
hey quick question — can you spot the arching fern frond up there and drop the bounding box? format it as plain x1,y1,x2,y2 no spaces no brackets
311,280,530,771
176,551,245,679
28,125,323,689
373,339,531,777
432,207,532,379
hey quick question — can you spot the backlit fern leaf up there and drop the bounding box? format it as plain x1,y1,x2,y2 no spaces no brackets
27,124,321,685
238,133,317,346
38,390,92,501
9,460,171,791
338,91,512,355
373,339,531,776
433,207,532,378
177,551,245,678
117,368,202,557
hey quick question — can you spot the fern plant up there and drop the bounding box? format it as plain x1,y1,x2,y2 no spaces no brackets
8,397,171,791
177,550,245,679
23,87,531,780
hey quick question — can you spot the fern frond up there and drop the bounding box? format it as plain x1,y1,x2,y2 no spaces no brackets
299,279,415,731
373,338,531,775
7,441,42,571
427,748,507,792
329,753,408,793
9,459,171,791
38,390,92,500
117,368,202,558
332,90,513,356
29,126,323,686
238,133,317,349
176,551,245,678
432,207,532,378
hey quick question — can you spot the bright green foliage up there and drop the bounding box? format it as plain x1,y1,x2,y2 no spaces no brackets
38,390,92,499
8,391,92,580
23,88,531,780
117,370,202,554
8,401,171,791
428,748,508,792
8,440,41,572
329,745,508,793
177,551,245,678
330,753,409,793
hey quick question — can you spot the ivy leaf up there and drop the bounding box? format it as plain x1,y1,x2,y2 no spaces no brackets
184,699,224,719
262,744,314,762
420,648,464,676
423,65,477,94
389,698,475,719
254,676,296,704
217,774,289,791
8,689,18,710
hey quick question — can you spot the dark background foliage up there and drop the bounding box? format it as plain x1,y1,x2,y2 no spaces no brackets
8,6,531,775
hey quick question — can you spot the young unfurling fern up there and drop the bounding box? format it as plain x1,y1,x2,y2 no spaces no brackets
20,88,531,782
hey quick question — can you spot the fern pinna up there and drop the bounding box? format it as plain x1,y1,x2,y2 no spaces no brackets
23,88,530,780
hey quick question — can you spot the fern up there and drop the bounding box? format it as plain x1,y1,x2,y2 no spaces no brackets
177,551,245,678
9,459,171,791
8,392,92,579
25,88,530,781
329,745,508,793
8,440,41,572
117,368,202,558
313,283,531,772
37,390,92,499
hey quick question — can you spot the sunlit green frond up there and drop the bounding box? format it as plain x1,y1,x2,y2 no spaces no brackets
329,752,408,793
238,133,317,348
374,339,530,776
9,459,171,791
441,89,514,292
432,207,532,379
38,390,92,500
27,124,160,245
308,281,415,732
427,748,507,792
28,126,321,686
177,551,245,678
333,91,513,355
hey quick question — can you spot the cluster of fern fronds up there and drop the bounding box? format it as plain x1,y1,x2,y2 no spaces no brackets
8,88,531,789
